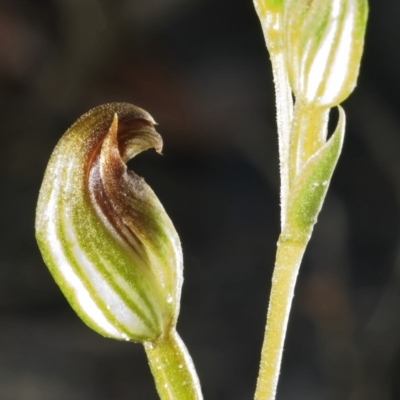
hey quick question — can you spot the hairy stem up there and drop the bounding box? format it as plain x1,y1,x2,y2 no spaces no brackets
254,232,309,400
270,51,294,228
144,330,203,400
258,9,293,228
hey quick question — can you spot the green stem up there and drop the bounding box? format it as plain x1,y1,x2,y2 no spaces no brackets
270,50,294,228
144,329,203,400
259,10,293,228
254,232,309,400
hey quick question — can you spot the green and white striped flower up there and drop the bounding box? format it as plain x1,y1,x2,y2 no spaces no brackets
36,103,183,342
284,0,368,107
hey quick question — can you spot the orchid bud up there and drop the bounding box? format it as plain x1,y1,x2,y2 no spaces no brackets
35,103,183,342
284,0,368,107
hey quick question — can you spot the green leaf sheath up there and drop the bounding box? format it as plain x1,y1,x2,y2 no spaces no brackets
286,106,345,236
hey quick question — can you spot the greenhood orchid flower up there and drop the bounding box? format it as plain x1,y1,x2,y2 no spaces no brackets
35,103,183,343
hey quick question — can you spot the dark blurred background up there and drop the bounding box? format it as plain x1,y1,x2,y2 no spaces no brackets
0,0,399,399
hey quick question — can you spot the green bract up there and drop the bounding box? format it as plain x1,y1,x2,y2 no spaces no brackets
35,103,183,342
286,106,345,237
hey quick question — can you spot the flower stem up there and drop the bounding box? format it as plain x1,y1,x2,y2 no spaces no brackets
254,232,309,400
144,329,203,400
257,8,293,228
270,50,293,228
